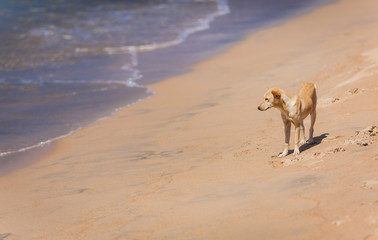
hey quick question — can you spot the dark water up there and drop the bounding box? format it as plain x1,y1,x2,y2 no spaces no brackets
0,0,331,160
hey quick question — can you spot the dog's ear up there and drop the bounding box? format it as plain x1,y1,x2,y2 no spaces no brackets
271,89,281,99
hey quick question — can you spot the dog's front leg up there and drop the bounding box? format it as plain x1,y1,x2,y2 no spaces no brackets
293,123,301,155
300,121,306,145
278,116,291,157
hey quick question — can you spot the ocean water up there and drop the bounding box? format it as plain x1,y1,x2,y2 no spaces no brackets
0,0,330,164
0,0,229,157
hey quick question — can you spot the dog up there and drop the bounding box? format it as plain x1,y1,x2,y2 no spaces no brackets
257,82,317,157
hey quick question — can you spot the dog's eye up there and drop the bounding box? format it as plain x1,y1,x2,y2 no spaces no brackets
265,98,269,101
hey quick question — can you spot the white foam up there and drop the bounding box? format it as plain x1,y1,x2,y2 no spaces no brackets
100,0,230,88
105,0,229,55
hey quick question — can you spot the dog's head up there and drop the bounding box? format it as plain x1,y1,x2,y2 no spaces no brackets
257,88,281,111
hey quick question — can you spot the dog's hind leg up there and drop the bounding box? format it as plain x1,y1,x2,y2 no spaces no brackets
300,121,306,145
278,114,291,157
308,110,316,144
293,122,301,155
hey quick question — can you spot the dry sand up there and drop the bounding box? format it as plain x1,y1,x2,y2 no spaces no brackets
1,0,378,239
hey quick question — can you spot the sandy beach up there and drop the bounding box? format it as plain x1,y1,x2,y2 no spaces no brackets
1,0,378,239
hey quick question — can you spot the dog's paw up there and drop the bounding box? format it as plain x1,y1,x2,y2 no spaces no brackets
278,152,288,158
300,139,307,145
293,149,300,155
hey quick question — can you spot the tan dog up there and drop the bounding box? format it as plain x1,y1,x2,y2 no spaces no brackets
257,82,317,157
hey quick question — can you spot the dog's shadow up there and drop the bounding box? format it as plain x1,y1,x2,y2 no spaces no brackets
285,133,329,156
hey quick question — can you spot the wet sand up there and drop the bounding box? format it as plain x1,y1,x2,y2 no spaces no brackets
1,0,378,239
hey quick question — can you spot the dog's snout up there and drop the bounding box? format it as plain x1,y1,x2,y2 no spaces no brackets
257,106,261,111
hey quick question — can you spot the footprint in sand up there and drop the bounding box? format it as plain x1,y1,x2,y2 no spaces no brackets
346,125,377,146
345,87,364,95
362,180,378,190
327,147,346,153
233,139,255,159
280,157,302,167
233,149,252,158
311,126,376,158
318,88,365,108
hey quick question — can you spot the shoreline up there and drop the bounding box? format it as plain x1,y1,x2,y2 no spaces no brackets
0,0,228,163
1,0,378,239
0,0,329,175
0,0,332,176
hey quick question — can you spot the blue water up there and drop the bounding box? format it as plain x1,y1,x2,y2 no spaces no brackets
0,0,331,163
0,0,229,157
